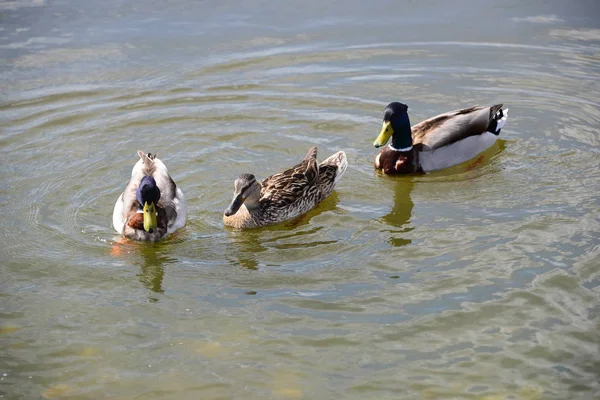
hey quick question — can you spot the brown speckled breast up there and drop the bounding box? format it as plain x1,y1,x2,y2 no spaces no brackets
375,147,422,175
126,207,168,231
223,204,260,229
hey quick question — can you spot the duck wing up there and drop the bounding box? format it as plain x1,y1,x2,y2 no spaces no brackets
412,105,503,150
260,146,319,207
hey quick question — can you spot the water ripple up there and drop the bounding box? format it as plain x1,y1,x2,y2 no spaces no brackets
2,7,599,400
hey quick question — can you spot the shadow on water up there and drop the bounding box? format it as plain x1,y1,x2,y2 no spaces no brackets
378,178,415,247
225,192,340,270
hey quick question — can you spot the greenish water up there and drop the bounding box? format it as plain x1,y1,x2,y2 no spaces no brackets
1,0,599,399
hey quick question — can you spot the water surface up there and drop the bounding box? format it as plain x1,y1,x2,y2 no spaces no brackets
1,0,599,399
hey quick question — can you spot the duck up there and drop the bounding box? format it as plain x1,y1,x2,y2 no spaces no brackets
112,151,186,241
223,146,347,228
373,102,508,174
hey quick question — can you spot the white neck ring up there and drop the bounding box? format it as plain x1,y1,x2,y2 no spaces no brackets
388,144,413,152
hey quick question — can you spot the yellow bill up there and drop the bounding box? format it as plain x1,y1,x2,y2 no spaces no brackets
373,120,393,147
143,201,158,232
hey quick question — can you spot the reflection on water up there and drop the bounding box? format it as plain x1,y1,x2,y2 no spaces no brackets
137,247,168,299
110,240,172,299
227,229,264,270
380,177,415,247
226,192,341,270
376,140,507,248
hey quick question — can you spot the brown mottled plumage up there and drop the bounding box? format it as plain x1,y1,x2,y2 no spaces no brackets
374,103,508,175
223,146,348,228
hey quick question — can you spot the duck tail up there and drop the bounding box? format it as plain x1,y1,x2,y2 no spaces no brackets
487,104,508,135
304,146,318,161
320,151,348,185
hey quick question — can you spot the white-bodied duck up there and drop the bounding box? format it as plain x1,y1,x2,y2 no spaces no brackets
373,102,508,174
112,151,186,241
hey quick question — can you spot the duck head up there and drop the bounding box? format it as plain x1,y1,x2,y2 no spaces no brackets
136,175,161,233
373,102,413,150
224,173,261,216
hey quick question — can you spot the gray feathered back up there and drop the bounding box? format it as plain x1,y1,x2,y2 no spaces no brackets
413,106,498,150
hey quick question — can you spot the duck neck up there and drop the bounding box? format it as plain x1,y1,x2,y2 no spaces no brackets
390,124,413,152
244,197,261,211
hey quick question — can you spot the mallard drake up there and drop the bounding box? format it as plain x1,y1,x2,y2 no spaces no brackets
112,151,186,241
373,102,508,174
223,146,347,228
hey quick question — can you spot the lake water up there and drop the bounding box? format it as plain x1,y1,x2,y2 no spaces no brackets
1,0,599,399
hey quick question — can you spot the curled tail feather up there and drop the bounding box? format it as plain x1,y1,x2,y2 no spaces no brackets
488,105,508,135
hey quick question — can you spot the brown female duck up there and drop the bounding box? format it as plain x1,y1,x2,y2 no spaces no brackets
373,102,508,174
223,146,347,228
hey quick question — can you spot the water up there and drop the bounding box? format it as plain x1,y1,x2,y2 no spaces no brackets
1,0,599,399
